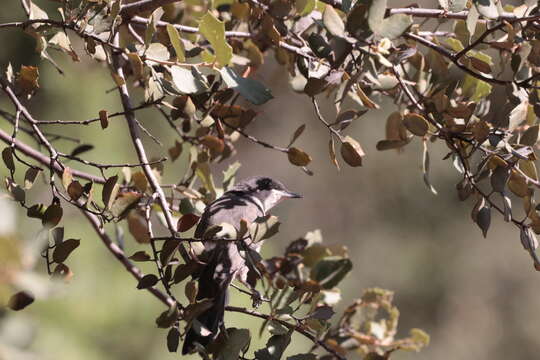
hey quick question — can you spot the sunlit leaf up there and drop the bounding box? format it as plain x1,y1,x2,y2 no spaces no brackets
199,12,233,67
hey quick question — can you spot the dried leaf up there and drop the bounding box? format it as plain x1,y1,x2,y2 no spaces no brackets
422,141,437,195
99,110,109,129
328,137,340,170
288,147,312,166
403,113,429,136
185,280,198,303
67,181,84,201
340,136,364,167
62,167,73,189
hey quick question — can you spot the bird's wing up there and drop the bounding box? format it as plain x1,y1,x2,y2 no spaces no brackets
194,192,264,238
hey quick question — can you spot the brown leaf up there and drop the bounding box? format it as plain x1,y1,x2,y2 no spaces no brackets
340,136,364,167
328,138,340,170
67,181,84,201
376,139,407,151
177,213,200,232
471,120,490,143
127,210,150,243
17,65,39,95
99,110,109,129
62,167,73,190
288,147,312,166
185,280,198,304
132,171,148,192
168,141,183,162
201,135,225,154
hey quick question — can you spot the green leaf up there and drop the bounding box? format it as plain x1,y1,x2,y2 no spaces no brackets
145,43,170,62
170,66,208,94
250,215,281,243
310,256,352,289
216,328,251,360
323,5,345,37
223,161,241,190
403,113,429,136
439,0,467,11
295,0,316,16
166,24,186,62
219,67,273,105
368,0,412,39
199,12,233,67
254,332,292,360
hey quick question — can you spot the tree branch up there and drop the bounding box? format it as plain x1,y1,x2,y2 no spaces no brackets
110,35,189,263
225,305,346,360
0,127,105,184
403,32,509,86
120,0,182,18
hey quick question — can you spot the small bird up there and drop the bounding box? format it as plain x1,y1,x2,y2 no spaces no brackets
182,176,301,354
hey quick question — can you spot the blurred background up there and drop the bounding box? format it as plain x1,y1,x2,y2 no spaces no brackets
1,1,539,360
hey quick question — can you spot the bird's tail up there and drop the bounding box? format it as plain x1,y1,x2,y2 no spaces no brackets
182,254,229,355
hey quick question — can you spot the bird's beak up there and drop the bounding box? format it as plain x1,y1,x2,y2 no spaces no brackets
283,190,302,199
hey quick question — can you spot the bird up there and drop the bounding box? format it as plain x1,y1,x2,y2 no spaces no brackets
181,176,301,354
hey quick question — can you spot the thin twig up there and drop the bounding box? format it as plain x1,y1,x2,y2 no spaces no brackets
226,306,346,360
110,34,189,263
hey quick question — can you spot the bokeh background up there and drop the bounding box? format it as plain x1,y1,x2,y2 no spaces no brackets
1,1,539,360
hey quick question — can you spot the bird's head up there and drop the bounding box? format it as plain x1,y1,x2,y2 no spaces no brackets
233,176,302,211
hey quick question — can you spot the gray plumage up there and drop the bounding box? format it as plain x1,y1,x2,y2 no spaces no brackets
182,176,301,354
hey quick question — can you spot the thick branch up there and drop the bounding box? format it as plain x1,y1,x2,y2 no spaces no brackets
0,127,105,184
